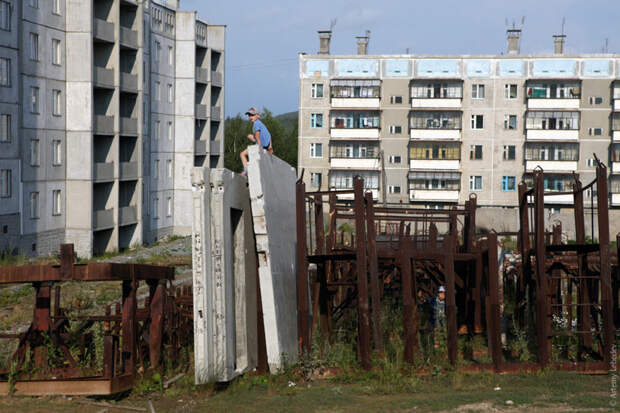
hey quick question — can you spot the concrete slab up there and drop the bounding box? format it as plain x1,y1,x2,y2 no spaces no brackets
247,146,299,371
191,168,258,383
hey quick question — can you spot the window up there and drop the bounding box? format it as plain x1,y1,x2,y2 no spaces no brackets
30,192,39,219
167,197,172,216
310,143,323,158
503,145,516,160
29,0,38,8
310,172,322,188
52,189,61,215
588,96,603,105
469,145,483,160
154,159,159,179
154,41,161,62
388,185,401,194
330,143,378,159
332,112,380,129
0,57,9,86
471,114,484,129
410,82,463,99
52,39,61,65
154,120,160,142
167,84,173,103
389,125,402,134
29,32,39,61
472,84,485,99
167,121,173,140
0,1,11,31
469,175,482,191
30,139,40,166
52,89,61,116
310,113,323,128
389,155,401,164
168,46,173,65
167,159,172,177
525,111,579,130
52,0,61,15
504,115,517,130
0,114,10,142
153,198,159,219
52,140,61,165
155,81,160,101
504,84,517,99
501,176,516,192
390,96,403,104
587,158,596,167
311,83,324,98
30,86,39,113
0,169,10,197
331,79,380,98
589,128,602,136
409,143,460,160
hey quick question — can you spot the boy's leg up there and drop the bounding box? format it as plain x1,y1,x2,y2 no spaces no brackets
240,148,248,175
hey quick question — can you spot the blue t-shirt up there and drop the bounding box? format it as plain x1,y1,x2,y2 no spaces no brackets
253,119,271,148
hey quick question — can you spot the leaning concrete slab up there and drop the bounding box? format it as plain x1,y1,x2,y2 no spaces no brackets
191,168,258,383
247,146,299,370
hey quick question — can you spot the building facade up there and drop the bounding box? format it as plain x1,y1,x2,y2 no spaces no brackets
0,0,225,257
298,32,620,236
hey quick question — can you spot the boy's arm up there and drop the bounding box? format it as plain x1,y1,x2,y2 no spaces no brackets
255,130,261,146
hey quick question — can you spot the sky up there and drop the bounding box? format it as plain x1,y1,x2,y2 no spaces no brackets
182,0,620,118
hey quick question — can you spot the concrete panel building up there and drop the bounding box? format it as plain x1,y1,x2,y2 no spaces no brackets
298,31,620,236
0,0,225,257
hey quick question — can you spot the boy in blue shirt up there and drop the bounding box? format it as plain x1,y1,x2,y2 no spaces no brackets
241,107,272,176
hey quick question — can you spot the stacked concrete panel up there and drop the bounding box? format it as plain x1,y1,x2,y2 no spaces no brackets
191,168,257,383
247,146,299,371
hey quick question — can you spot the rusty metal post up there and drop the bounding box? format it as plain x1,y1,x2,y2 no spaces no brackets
573,180,591,349
365,192,383,351
552,223,562,316
296,179,310,355
486,232,502,372
59,244,74,280
121,275,137,375
444,235,458,366
354,177,371,370
32,282,52,367
148,280,165,368
401,235,416,364
103,305,114,379
428,223,438,250
533,171,550,366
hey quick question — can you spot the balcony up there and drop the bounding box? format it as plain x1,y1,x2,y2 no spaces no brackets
543,193,574,204
211,70,223,87
119,27,138,49
330,128,379,139
119,161,138,180
211,106,221,121
527,99,580,110
94,209,114,230
94,162,114,182
93,18,114,43
614,100,620,111
195,140,207,155
120,117,137,135
210,140,221,155
411,98,461,109
196,104,207,120
330,158,380,169
94,115,114,135
119,206,138,226
410,129,461,141
526,84,580,110
334,189,379,201
525,160,577,172
120,72,138,92
526,129,579,141
612,162,620,174
94,66,114,89
196,68,208,84
409,189,459,202
331,98,380,109
330,80,380,108
409,160,460,170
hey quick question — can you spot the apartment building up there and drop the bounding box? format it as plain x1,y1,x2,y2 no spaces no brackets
298,31,620,235
0,0,225,257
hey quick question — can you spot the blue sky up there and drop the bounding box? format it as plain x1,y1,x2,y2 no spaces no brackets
182,0,619,118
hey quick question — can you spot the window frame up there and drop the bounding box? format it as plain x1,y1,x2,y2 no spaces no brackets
0,57,10,86
31,86,39,113
310,113,323,128
52,89,62,116
0,169,10,198
52,189,61,216
469,175,483,191
30,139,40,166
0,1,12,31
503,145,516,161
469,144,483,160
0,113,10,142
309,142,323,158
30,192,39,219
504,83,518,99
52,38,61,65
311,83,324,98
52,139,62,165
470,114,484,130
29,32,39,61
471,84,485,99
501,176,517,192
310,172,322,188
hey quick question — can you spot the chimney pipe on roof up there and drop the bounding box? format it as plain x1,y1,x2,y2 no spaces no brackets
318,30,332,54
506,29,521,54
356,30,370,55
553,34,566,54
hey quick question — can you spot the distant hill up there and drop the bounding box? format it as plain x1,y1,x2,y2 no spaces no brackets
276,111,298,135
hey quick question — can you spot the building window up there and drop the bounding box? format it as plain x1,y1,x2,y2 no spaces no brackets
469,145,483,160
0,114,10,142
29,0,38,8
589,128,603,136
504,84,518,99
0,169,10,197
0,57,9,86
167,159,172,177
310,143,323,158
154,159,159,179
389,125,402,134
0,1,11,31
52,140,62,165
52,38,61,65
471,84,485,99
52,89,61,116
388,185,401,194
52,0,61,15
503,145,516,160
504,114,517,130
310,113,323,128
469,175,482,191
310,172,322,188
389,155,401,164
30,192,39,219
167,197,172,216
153,197,159,219
587,158,596,167
154,41,161,62
29,32,39,61
168,46,173,65
167,121,173,140
52,189,61,215
30,86,39,113
471,114,483,129
589,96,603,105
30,139,40,166
155,81,160,101
311,83,324,98
501,176,516,192
167,84,173,103
390,96,403,104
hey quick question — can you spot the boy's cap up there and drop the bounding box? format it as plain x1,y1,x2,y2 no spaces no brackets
438,286,446,292
245,107,259,116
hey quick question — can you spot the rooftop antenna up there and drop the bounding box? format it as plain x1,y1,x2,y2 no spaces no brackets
505,16,525,54
329,18,337,32
561,17,565,36
602,38,609,53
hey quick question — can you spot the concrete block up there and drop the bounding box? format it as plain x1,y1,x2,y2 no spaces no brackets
191,168,258,383
247,146,298,371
